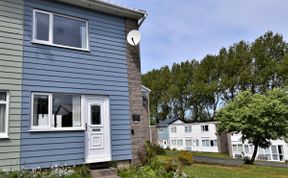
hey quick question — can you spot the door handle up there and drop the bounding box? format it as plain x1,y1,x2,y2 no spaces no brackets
85,123,87,131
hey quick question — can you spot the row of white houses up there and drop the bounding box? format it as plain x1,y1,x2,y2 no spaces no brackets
157,118,288,162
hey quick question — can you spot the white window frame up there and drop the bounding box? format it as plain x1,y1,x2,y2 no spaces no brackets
201,125,209,132
0,91,9,138
171,126,177,133
30,93,85,131
32,9,90,51
185,125,192,133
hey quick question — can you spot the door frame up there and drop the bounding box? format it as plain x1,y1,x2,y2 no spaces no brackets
82,95,112,163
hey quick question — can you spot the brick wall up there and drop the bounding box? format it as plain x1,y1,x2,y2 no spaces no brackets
149,126,158,145
125,18,150,165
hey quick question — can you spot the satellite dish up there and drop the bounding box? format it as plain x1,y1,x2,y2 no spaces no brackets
127,30,141,46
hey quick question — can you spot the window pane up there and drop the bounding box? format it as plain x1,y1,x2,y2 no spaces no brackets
0,105,6,133
53,94,81,128
53,15,87,48
91,105,101,125
0,92,6,101
35,12,49,41
33,95,49,127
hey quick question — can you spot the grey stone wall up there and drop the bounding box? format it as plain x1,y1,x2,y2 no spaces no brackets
125,18,150,165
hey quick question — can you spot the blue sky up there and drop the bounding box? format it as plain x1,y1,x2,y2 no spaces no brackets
112,0,288,73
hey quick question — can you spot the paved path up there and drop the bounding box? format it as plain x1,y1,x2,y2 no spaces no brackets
193,156,288,168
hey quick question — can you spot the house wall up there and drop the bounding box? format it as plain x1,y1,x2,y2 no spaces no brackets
0,0,24,170
169,122,219,152
149,126,158,145
229,133,288,162
126,18,150,165
158,127,169,148
21,0,132,169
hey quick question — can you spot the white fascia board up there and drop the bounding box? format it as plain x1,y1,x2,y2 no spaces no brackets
57,0,146,20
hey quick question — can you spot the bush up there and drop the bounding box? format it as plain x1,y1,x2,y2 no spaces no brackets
145,141,165,162
118,159,175,178
177,151,193,165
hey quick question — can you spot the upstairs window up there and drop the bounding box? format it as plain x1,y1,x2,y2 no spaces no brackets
201,125,209,132
171,126,177,133
0,92,9,137
33,9,89,50
185,125,192,133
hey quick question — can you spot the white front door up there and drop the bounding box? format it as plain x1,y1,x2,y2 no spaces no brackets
83,96,111,163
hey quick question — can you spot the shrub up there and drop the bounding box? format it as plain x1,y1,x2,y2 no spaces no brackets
162,159,178,172
144,141,165,162
177,151,193,165
154,144,165,155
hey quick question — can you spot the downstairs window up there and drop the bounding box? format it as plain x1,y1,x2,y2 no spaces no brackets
31,93,82,130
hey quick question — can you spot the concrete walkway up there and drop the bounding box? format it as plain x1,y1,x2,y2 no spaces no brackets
193,156,288,168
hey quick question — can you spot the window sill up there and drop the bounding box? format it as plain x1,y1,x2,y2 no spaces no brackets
0,135,9,139
29,128,85,132
31,40,90,52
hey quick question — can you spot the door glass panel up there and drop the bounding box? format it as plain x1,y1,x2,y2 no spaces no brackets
91,105,101,125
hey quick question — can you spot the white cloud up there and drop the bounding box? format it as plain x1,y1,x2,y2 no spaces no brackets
114,0,288,73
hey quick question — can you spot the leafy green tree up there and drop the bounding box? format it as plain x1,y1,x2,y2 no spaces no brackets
142,66,171,123
169,60,198,121
251,31,288,92
217,88,288,164
193,55,223,120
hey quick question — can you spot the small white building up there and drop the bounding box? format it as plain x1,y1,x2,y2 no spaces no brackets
229,133,288,162
157,119,228,153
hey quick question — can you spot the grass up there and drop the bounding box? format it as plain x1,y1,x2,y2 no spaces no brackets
183,164,288,178
165,149,230,159
119,152,288,178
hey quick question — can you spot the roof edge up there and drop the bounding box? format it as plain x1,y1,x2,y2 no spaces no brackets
57,0,147,20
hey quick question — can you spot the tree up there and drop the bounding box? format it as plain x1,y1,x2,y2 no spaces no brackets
169,60,198,121
142,66,171,123
217,88,288,164
251,31,288,92
193,55,223,120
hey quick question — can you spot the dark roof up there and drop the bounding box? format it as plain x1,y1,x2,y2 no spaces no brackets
157,118,179,128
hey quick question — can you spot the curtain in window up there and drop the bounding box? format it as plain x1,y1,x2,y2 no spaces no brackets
72,96,81,127
80,24,86,48
0,105,6,133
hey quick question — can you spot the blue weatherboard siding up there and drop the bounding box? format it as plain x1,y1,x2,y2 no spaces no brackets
21,0,131,169
158,128,169,144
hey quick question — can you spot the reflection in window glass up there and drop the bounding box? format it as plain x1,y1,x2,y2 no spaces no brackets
53,94,81,128
91,105,101,125
33,95,49,127
53,15,87,48
0,105,6,133
0,92,7,101
35,12,49,41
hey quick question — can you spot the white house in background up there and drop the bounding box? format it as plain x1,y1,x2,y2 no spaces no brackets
229,133,288,162
157,118,228,153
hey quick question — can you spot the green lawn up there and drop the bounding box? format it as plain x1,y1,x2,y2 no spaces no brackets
183,164,288,178
119,153,288,178
165,149,230,159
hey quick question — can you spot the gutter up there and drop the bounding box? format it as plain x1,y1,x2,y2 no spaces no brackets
57,0,147,20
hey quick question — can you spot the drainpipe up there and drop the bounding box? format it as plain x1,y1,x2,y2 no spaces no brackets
138,13,148,27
